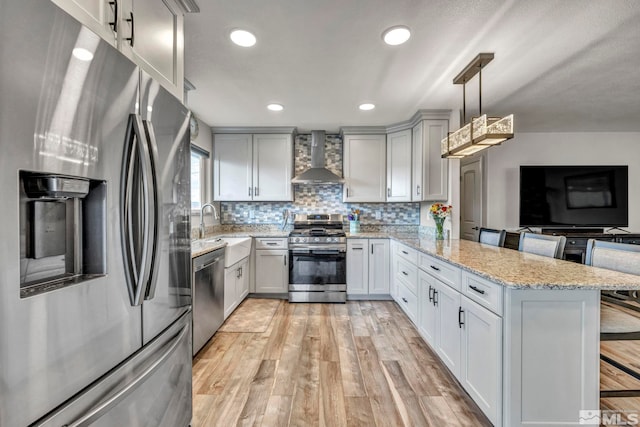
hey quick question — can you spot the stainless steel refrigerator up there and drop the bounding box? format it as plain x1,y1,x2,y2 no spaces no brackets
0,1,193,426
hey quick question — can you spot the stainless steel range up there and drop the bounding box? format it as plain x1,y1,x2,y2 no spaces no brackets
288,214,347,303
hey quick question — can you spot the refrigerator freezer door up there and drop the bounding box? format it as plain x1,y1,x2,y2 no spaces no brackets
0,3,142,426
35,311,193,427
139,71,192,344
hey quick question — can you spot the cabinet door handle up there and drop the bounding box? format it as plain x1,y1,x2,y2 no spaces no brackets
352,247,363,251
236,268,241,279
266,242,278,246
254,187,258,196
458,307,465,328
346,187,349,197
402,297,408,303
284,255,287,266
416,185,421,195
109,0,118,32
387,188,391,197
125,12,134,47
402,250,409,255
433,289,438,306
401,271,408,276
469,285,485,295
430,265,440,272
239,267,243,277
428,286,434,302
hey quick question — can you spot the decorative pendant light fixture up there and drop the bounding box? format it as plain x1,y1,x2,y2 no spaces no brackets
441,53,514,158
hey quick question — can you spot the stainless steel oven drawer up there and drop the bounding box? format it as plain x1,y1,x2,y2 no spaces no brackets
289,284,347,292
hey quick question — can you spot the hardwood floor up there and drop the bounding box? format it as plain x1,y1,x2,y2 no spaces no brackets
192,300,492,426
600,299,640,420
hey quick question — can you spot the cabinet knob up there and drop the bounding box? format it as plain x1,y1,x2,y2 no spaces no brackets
125,12,134,47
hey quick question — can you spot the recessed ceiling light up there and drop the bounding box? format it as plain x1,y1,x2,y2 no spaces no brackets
382,25,411,46
230,29,256,47
359,103,375,111
267,103,284,111
72,48,94,61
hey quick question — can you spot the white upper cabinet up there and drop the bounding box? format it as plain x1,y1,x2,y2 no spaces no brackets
343,134,386,202
252,134,293,201
213,134,252,201
120,0,184,100
53,0,185,101
386,129,412,202
213,133,293,202
412,119,449,201
52,0,118,46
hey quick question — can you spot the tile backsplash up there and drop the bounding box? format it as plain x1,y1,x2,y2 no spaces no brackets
220,134,420,225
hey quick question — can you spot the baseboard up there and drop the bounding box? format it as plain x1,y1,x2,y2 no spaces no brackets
347,294,393,301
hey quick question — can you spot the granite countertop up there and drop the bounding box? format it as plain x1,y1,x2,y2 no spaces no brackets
383,233,640,291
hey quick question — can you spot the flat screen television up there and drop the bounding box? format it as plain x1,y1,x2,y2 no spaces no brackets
519,165,628,228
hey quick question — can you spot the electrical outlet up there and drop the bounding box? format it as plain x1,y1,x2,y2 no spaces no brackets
375,211,382,220
249,210,255,219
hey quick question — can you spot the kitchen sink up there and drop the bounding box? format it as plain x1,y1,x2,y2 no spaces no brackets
207,237,252,267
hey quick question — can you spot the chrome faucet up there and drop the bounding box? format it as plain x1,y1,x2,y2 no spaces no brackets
199,203,219,238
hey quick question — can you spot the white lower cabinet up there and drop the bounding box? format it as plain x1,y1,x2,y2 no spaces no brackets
254,238,288,294
433,278,462,379
460,295,502,426
415,253,502,426
417,270,437,347
223,257,249,319
346,239,389,296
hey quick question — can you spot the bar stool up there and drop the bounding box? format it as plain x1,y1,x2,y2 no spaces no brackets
518,232,566,259
585,238,640,398
478,227,506,247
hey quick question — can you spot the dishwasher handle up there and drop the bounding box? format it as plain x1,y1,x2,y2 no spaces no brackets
193,249,224,272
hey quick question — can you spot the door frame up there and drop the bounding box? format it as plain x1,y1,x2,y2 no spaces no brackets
460,153,487,241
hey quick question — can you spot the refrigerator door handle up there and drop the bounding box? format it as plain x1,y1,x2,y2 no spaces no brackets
141,119,160,301
121,113,151,306
64,323,189,427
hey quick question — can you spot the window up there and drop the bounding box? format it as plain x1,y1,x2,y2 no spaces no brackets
190,145,209,211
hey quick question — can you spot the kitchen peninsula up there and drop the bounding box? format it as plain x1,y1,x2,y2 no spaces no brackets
193,229,640,427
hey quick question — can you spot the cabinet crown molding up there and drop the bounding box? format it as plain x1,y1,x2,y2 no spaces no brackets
212,126,297,135
386,109,452,133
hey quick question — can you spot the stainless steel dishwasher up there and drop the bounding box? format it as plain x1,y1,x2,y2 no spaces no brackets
192,247,225,356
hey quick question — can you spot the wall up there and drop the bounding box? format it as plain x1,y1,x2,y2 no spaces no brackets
190,118,221,227
220,134,420,225
485,132,640,231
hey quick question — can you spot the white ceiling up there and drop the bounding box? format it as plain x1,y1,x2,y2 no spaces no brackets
184,0,640,133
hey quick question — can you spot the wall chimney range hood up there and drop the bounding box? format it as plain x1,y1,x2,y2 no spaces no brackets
291,130,344,184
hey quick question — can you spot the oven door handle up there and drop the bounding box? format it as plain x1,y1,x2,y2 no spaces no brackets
311,250,346,255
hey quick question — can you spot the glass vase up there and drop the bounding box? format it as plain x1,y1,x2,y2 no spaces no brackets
434,218,445,240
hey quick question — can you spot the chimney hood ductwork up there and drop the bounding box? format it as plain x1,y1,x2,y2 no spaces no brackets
291,130,344,184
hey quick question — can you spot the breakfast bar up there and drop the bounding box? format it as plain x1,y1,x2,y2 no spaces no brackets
367,234,640,427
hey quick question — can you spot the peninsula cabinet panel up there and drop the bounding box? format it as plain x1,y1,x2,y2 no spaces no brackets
343,134,386,202
503,289,599,427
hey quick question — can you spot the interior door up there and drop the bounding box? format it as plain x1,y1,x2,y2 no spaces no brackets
461,158,483,241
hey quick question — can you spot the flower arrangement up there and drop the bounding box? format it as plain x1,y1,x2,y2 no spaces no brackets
429,203,452,240
347,208,360,221
348,208,361,233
